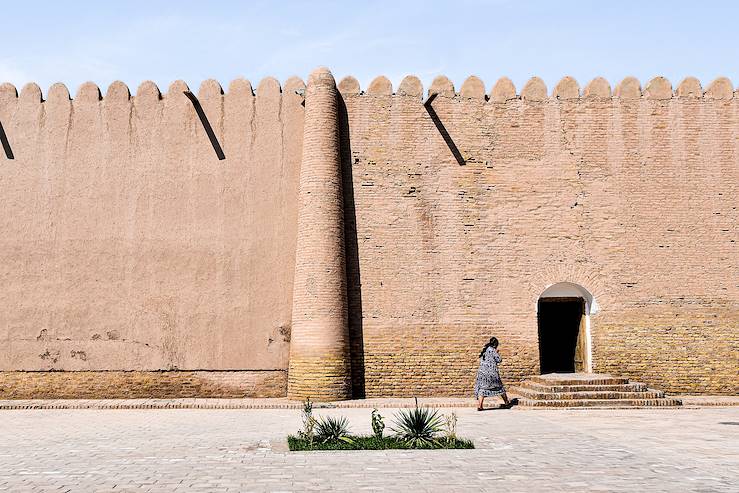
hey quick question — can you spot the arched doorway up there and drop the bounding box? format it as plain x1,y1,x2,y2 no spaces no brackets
537,282,597,374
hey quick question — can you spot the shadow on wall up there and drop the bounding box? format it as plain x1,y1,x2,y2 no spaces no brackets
0,119,13,159
423,93,465,166
183,90,225,160
339,93,365,398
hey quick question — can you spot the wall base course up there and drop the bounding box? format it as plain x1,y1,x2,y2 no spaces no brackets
0,371,287,399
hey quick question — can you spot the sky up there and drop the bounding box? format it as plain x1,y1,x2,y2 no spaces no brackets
2,0,738,96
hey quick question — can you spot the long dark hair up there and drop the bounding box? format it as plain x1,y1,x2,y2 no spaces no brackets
479,337,499,359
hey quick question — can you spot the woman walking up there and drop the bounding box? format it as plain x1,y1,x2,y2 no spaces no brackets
474,337,511,410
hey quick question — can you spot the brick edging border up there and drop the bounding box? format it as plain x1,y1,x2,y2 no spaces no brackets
0,396,736,410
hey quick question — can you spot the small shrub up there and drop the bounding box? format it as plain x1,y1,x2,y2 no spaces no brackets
298,397,317,445
315,415,355,445
371,408,385,439
391,399,444,448
442,412,458,441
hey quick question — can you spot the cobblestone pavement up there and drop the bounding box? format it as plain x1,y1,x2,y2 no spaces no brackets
1,407,737,492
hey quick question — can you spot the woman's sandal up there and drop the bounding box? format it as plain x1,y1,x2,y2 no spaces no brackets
477,406,484,411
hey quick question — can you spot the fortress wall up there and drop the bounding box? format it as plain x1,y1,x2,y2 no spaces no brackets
341,76,738,396
0,77,304,391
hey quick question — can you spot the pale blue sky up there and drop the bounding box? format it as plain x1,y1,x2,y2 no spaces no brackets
2,0,738,95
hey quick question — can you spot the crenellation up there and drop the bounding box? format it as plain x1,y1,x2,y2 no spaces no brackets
367,75,393,95
583,77,611,99
705,77,733,99
105,81,130,101
283,76,305,95
429,75,455,97
256,77,281,101
227,77,254,97
337,75,360,95
135,80,161,104
676,77,702,98
460,75,485,99
255,77,281,121
521,76,547,101
614,76,641,99
163,79,190,100
0,82,18,102
6,76,734,106
644,76,672,100
489,77,516,103
198,78,224,99
75,81,102,102
553,76,580,100
397,75,423,97
19,82,42,103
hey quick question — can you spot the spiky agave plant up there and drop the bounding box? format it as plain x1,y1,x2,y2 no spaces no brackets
315,415,355,445
391,402,444,448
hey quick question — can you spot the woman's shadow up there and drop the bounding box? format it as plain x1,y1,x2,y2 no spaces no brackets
479,398,519,411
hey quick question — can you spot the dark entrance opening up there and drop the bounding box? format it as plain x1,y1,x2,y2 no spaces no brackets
537,297,585,374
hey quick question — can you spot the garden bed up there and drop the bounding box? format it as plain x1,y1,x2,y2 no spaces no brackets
288,435,474,451
289,398,474,451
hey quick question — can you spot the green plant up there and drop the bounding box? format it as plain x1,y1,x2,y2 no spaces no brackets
315,415,355,445
442,412,458,441
298,397,317,445
287,434,475,451
371,408,385,439
391,399,444,448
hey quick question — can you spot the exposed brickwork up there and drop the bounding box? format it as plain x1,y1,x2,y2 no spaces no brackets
510,373,682,407
341,76,738,397
287,357,352,401
593,302,739,394
360,324,537,397
0,371,286,399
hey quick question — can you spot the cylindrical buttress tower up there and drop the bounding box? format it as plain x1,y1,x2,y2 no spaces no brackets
287,68,352,401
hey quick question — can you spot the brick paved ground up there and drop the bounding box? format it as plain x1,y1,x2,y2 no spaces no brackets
1,407,737,492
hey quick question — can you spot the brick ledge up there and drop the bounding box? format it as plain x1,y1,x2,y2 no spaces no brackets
0,395,736,410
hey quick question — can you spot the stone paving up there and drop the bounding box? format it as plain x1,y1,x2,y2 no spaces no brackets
1,407,737,492
1,395,736,410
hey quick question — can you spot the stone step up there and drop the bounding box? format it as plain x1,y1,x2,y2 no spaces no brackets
529,374,629,386
518,397,683,408
515,381,648,393
511,387,665,401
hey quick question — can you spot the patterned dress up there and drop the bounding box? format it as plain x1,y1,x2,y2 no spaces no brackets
474,346,505,398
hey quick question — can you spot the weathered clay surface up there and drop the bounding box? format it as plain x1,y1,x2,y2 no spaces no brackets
0,77,302,372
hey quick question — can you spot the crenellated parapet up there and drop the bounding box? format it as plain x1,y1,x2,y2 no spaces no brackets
333,74,737,101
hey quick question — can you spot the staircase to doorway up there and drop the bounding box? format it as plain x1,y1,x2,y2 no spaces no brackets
509,373,682,408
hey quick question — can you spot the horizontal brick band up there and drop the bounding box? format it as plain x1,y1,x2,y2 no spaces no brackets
0,371,287,399
287,356,352,401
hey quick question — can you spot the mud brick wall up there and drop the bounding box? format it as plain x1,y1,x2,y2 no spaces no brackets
340,75,738,396
0,71,737,399
0,370,286,399
0,77,304,381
